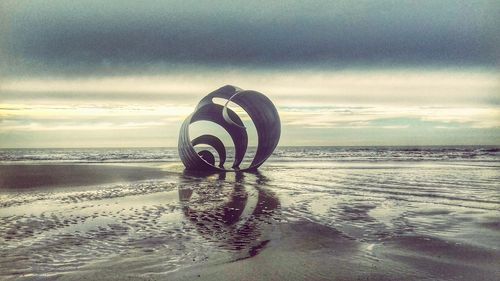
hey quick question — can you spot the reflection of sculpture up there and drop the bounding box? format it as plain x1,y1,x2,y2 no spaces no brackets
178,85,281,171
179,171,279,255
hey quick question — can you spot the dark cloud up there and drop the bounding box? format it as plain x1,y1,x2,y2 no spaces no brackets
1,0,498,76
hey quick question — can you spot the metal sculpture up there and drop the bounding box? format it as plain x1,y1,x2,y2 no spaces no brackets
178,85,280,171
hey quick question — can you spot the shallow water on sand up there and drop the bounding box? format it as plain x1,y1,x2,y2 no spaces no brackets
0,148,499,280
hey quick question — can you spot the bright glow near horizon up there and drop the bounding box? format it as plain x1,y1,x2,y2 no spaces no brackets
1,69,498,147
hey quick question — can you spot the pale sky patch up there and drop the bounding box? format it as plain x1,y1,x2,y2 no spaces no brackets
1,68,498,147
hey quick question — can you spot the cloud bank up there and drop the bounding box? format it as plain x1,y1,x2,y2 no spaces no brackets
1,0,498,77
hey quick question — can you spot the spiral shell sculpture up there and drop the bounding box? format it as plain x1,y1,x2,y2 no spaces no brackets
178,85,280,171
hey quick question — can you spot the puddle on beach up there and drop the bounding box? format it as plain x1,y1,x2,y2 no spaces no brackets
0,168,281,279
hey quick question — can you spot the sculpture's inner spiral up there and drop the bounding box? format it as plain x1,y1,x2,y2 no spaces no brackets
178,85,281,171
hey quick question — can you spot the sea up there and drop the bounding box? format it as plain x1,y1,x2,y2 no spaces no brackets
1,146,499,164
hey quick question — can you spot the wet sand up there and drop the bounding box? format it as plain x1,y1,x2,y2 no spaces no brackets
0,164,171,189
0,162,499,280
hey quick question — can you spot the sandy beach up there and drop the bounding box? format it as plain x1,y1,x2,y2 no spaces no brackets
0,147,499,280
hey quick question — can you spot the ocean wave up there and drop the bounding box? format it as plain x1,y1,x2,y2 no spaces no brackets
0,146,498,164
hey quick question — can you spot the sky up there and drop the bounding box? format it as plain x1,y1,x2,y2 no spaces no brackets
0,0,499,148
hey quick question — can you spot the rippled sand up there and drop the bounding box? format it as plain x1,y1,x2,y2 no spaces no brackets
0,161,499,280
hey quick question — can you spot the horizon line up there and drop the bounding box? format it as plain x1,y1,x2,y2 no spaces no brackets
1,144,498,149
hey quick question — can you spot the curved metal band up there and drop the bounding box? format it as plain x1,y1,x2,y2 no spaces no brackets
178,85,280,171
191,134,226,167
